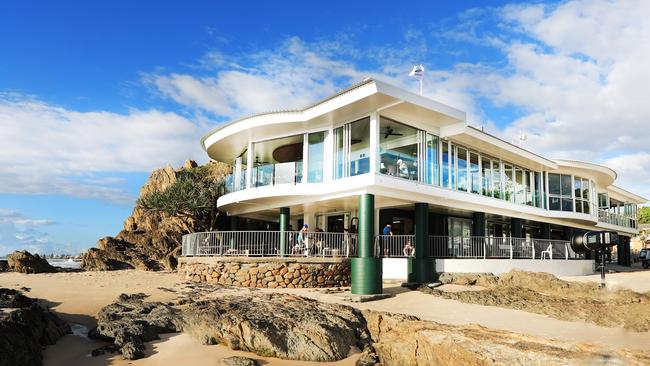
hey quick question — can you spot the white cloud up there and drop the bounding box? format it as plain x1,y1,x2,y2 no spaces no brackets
0,95,205,203
0,209,56,255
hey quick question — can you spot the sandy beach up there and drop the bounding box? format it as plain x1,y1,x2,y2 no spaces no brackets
1,269,649,365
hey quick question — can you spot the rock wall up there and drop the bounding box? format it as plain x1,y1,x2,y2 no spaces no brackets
178,258,351,288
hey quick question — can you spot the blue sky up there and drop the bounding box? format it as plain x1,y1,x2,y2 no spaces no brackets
1,0,649,255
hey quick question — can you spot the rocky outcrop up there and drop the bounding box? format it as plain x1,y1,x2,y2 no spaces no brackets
0,260,8,272
182,293,372,362
0,288,71,366
421,270,650,332
178,258,351,288
362,310,650,366
6,250,56,274
82,160,231,271
89,293,181,360
220,356,259,366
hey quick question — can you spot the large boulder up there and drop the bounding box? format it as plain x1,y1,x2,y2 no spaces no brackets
89,293,181,360
0,288,70,366
82,161,231,271
6,251,56,274
0,260,8,272
182,293,372,362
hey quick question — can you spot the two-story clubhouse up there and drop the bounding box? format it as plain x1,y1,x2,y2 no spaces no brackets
191,78,645,295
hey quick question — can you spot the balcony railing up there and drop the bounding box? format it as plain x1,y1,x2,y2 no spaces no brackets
182,231,575,260
182,231,356,258
252,161,303,187
598,209,637,229
373,235,575,259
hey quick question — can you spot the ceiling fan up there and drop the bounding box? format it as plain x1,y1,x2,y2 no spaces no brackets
254,156,269,165
383,126,404,139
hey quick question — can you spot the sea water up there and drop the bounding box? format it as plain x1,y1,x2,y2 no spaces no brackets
47,258,82,269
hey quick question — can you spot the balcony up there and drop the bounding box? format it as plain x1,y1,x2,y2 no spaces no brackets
598,209,637,229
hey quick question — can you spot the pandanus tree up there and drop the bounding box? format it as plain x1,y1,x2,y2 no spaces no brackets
138,164,227,233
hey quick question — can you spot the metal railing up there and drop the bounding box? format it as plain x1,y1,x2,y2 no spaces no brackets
598,209,636,229
182,232,574,260
427,236,574,260
182,231,356,258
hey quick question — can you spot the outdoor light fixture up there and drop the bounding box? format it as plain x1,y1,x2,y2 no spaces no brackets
571,230,619,288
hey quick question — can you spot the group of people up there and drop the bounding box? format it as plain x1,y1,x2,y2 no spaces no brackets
291,224,357,256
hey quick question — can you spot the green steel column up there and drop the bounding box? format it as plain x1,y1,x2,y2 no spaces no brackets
407,203,435,283
351,194,382,294
279,207,290,257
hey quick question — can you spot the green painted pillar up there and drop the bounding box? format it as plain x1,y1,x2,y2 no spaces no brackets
279,207,290,257
407,203,435,283
511,217,523,238
351,194,382,295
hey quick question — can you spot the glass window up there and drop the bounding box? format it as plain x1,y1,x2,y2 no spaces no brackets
378,117,419,181
456,147,468,192
534,172,542,208
307,131,326,183
548,174,561,195
333,126,345,179
562,198,573,212
561,175,572,196
515,168,524,204
470,152,480,194
426,134,439,186
550,196,561,211
481,158,492,197
252,134,303,187
441,141,450,188
349,118,370,176
451,145,457,189
492,160,499,197
504,164,514,202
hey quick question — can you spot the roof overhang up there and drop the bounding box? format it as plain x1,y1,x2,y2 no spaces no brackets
441,125,559,171
607,185,647,204
201,78,466,162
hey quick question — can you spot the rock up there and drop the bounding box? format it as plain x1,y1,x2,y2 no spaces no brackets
0,288,70,366
0,260,8,272
182,293,371,362
184,160,198,169
361,309,649,365
355,348,379,366
81,161,231,271
220,356,259,366
6,250,56,273
90,293,181,360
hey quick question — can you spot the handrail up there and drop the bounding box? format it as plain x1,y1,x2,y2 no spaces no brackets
182,231,575,260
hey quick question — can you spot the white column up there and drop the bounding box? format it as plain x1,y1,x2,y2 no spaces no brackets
369,112,380,176
234,157,242,190
246,141,254,189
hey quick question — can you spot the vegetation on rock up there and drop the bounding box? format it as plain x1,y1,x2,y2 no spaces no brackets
81,160,230,271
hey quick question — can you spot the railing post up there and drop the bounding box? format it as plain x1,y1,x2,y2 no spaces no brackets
279,208,290,257
509,235,513,259
532,240,535,260
565,243,568,260
483,238,486,259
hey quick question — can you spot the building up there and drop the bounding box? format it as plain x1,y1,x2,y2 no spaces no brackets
191,78,646,294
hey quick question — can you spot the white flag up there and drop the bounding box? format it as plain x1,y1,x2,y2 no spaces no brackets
409,64,424,80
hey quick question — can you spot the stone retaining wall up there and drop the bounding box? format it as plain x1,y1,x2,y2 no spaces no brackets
178,257,351,288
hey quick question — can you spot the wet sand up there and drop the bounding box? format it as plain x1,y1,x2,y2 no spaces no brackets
2,269,649,365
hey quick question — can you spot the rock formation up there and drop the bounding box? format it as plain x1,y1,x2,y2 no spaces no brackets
82,160,231,271
182,293,372,362
89,293,181,360
0,288,71,366
0,260,8,272
6,250,56,273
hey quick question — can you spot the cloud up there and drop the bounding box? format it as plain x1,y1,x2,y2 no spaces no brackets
0,94,205,203
0,209,56,255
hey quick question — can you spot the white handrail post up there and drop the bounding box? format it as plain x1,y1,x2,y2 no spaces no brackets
483,238,486,259
532,240,535,259
509,235,513,259
565,242,568,260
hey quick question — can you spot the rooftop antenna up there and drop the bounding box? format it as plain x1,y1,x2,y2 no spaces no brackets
518,130,527,148
409,64,424,96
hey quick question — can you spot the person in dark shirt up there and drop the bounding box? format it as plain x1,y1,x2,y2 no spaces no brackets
383,224,393,236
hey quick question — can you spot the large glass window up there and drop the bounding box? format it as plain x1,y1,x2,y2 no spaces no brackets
548,173,573,211
379,117,419,180
470,152,480,194
333,117,370,179
492,160,501,199
307,131,326,183
504,164,514,202
574,177,591,214
426,134,439,185
442,141,450,188
252,134,304,187
481,157,492,197
456,147,468,191
515,168,524,204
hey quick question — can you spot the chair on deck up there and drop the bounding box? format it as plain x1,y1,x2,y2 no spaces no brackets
541,244,553,260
